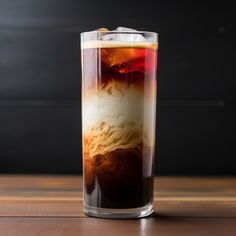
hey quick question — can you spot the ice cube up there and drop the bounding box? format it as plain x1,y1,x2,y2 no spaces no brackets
115,27,145,42
96,26,145,42
102,26,145,42
102,30,145,42
116,27,137,32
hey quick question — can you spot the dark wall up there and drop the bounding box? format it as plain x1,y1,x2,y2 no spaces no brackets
0,0,235,174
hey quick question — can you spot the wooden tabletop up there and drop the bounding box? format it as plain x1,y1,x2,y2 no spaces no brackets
0,175,235,235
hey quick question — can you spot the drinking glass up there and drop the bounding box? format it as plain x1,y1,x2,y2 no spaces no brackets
81,30,158,218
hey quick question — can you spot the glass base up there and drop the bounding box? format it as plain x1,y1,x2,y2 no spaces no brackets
83,202,154,219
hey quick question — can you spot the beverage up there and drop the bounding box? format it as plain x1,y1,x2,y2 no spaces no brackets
81,30,158,218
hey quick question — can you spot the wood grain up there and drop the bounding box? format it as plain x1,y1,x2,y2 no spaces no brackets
0,218,236,236
0,175,235,235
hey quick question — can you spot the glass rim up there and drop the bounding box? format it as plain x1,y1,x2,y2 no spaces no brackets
81,30,158,37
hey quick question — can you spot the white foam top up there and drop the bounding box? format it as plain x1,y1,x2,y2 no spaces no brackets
82,40,158,49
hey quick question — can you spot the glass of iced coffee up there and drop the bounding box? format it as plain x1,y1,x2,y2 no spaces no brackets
81,28,158,218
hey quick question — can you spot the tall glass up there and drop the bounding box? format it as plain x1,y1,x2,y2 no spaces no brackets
81,30,158,218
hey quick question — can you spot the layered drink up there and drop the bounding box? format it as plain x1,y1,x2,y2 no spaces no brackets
81,30,158,218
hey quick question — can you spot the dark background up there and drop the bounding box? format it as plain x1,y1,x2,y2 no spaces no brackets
0,0,235,175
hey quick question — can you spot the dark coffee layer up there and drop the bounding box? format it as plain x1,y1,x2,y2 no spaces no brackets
84,147,154,208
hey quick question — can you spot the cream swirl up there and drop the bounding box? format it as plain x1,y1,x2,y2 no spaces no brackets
82,81,145,157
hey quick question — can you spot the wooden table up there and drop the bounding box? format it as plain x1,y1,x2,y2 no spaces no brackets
0,175,235,235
